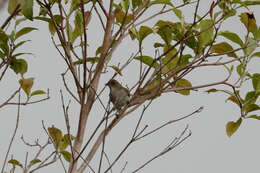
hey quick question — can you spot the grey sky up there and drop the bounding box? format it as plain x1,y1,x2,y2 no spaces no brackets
0,1,260,173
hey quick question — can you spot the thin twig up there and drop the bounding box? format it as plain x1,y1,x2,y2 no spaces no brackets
1,91,21,173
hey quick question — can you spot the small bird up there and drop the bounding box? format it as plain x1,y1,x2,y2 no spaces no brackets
106,79,130,110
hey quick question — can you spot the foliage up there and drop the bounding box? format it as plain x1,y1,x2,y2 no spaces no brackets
1,0,260,172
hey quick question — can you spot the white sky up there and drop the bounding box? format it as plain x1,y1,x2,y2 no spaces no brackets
0,1,260,173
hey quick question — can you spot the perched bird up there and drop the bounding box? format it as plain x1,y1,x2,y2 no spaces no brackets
106,79,130,110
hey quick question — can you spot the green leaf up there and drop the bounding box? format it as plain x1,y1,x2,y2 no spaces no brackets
63,134,75,143
10,58,28,75
247,115,260,120
205,88,218,93
14,40,30,51
236,64,244,77
48,15,62,35
8,159,23,168
21,0,33,20
132,0,142,9
129,27,138,40
48,22,56,36
172,8,183,20
245,38,257,55
74,10,83,34
135,56,159,68
198,19,214,51
73,57,99,65
0,29,9,54
0,50,5,59
250,52,260,59
252,73,260,92
0,29,8,43
161,48,179,73
39,7,48,16
149,0,173,7
153,42,165,48
226,118,242,137
109,66,122,76
59,134,75,151
19,77,34,96
121,0,130,11
15,27,38,40
8,0,20,14
48,127,63,149
60,151,71,162
157,25,173,46
210,42,237,58
243,103,260,114
115,10,133,24
175,78,192,95
15,18,28,27
219,31,244,47
31,90,46,96
29,159,41,166
34,16,51,23
226,96,240,107
143,76,162,96
95,46,102,56
138,26,153,44
245,91,258,104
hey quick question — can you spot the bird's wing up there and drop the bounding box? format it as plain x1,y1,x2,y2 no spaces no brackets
109,92,116,103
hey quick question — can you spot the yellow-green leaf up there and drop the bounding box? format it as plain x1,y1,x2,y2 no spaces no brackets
172,8,183,20
226,118,242,137
21,0,33,20
135,56,159,68
219,31,244,47
138,26,153,44
198,19,214,51
74,10,83,34
132,0,142,9
48,127,63,149
109,65,122,76
60,150,71,162
8,0,20,14
210,42,237,58
115,9,133,24
143,77,162,95
175,78,192,95
247,115,260,120
205,88,218,93
250,52,260,59
10,58,28,75
129,27,138,40
121,0,130,11
243,103,260,114
19,77,34,96
149,0,173,7
48,15,62,35
59,134,75,151
15,27,38,40
226,95,240,107
31,90,46,96
29,159,41,166
8,159,23,168
252,73,260,92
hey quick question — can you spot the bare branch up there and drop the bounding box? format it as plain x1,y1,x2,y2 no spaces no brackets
1,91,21,173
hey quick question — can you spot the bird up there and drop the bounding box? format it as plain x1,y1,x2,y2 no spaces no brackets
106,79,130,111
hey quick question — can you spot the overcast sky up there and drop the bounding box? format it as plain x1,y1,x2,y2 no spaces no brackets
0,1,260,173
